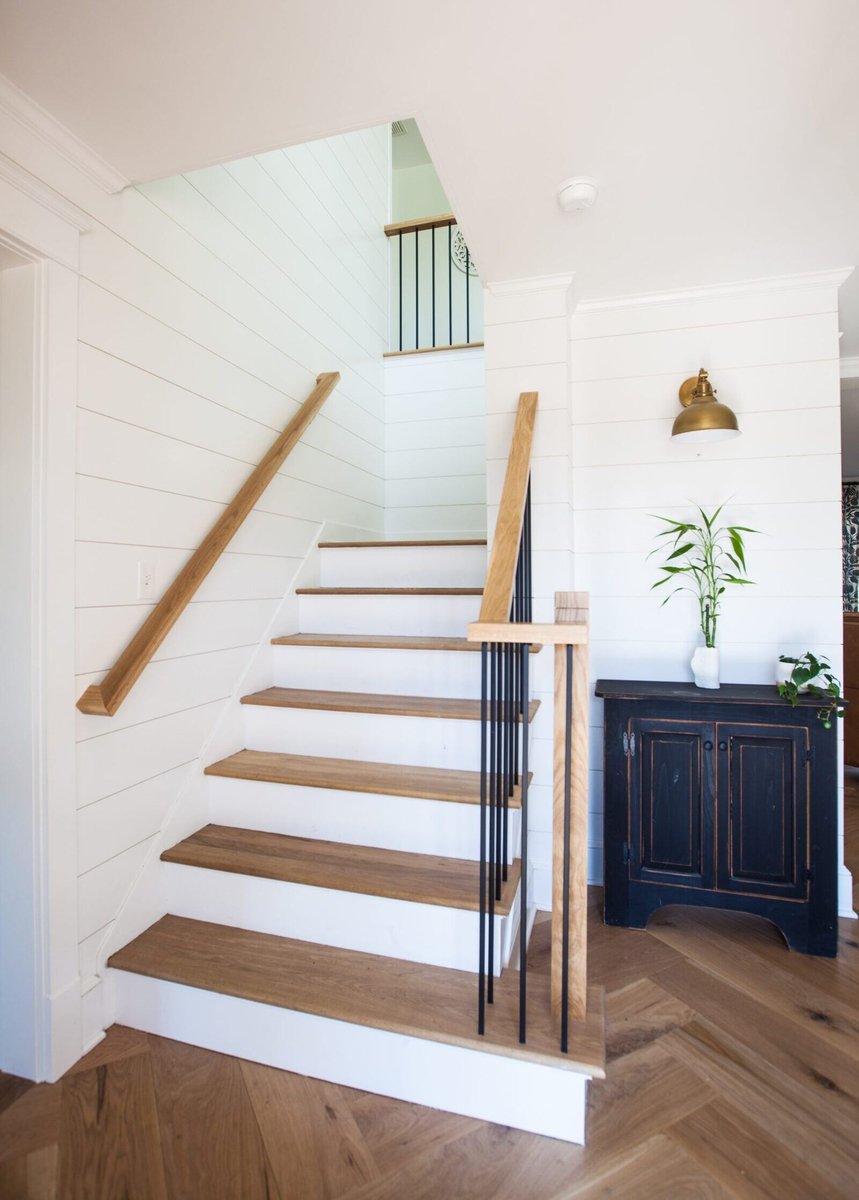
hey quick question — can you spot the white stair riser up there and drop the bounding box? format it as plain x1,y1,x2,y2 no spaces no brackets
242,704,540,771
111,972,590,1142
207,776,519,864
320,545,486,588
298,593,481,637
164,862,516,974
272,645,482,698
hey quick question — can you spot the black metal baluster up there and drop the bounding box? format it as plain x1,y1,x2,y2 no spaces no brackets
448,224,453,346
487,643,497,1002
495,639,504,900
398,232,403,351
414,229,419,350
478,642,488,1034
561,642,573,1054
502,643,509,882
465,245,471,344
431,225,436,348
519,640,530,1043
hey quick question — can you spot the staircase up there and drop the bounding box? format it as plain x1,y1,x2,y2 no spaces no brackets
107,539,604,1143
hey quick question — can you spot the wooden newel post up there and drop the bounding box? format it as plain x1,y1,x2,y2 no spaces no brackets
551,591,590,1026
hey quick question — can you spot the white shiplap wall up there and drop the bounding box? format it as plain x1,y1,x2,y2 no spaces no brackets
570,272,852,914
0,119,390,994
385,346,486,537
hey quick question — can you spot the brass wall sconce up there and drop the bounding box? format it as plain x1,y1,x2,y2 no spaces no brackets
672,368,740,443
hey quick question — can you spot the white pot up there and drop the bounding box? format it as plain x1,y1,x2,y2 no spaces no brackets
691,646,720,690
775,661,818,692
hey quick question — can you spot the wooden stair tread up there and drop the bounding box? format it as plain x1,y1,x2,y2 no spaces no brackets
272,633,542,653
295,587,483,595
204,749,526,808
108,914,605,1076
318,539,487,548
161,825,519,912
240,687,540,722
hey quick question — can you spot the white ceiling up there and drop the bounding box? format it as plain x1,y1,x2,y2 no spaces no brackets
2,0,858,350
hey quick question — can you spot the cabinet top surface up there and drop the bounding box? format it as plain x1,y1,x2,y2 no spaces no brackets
594,679,822,707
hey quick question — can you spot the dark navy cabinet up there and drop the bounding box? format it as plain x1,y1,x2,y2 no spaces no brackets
596,681,838,956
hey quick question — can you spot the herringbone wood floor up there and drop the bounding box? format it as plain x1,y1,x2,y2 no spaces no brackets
2,785,858,1199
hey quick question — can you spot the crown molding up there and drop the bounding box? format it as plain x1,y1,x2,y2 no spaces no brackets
0,153,90,235
0,74,128,195
841,356,859,380
486,272,576,298
575,267,854,314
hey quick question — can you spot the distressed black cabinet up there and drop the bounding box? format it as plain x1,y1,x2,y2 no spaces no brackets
596,681,838,956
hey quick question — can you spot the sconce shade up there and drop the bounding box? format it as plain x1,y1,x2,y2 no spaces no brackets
671,368,740,443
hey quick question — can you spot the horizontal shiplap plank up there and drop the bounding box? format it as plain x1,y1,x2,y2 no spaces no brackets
386,444,486,481
570,358,841,425
385,474,486,509
76,476,319,556
75,597,279,675
78,838,155,941
385,386,486,426
386,415,485,452
77,762,192,874
570,312,838,382
76,702,224,808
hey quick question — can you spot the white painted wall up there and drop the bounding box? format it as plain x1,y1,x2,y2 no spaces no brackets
385,346,486,537
482,270,853,916
570,272,852,914
392,163,450,222
0,111,390,1052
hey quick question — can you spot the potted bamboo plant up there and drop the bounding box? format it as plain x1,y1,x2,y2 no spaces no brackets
650,504,756,689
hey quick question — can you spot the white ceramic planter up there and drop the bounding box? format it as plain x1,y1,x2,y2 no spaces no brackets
691,646,720,689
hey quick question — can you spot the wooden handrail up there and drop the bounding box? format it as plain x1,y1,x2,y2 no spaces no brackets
77,372,341,717
478,391,538,623
383,212,457,238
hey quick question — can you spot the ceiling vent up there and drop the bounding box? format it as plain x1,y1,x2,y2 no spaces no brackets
391,120,408,137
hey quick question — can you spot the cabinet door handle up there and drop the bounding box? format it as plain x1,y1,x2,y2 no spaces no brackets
704,740,713,751
719,741,728,751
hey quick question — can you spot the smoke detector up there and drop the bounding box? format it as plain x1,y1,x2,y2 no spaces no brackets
558,177,599,211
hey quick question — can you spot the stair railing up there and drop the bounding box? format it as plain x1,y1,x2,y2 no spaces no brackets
468,391,590,1053
384,213,483,354
77,372,341,717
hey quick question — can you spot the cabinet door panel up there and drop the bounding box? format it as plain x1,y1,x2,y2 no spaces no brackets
716,723,808,899
629,718,715,888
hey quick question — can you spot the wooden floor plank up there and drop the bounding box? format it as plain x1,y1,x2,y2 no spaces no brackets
669,1097,838,1200
203,750,525,808
647,908,859,1062
64,1026,151,1076
240,686,539,723
570,1134,733,1200
161,825,521,913
240,1062,379,1200
147,1035,279,1200
0,1143,58,1200
109,915,606,1076
0,1083,61,1164
662,1018,859,1197
604,977,695,1062
57,1054,167,1200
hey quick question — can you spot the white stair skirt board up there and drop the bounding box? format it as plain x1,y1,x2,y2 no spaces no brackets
163,862,518,975
320,544,487,589
208,777,520,864
272,644,482,699
111,972,590,1143
241,704,491,771
297,593,482,637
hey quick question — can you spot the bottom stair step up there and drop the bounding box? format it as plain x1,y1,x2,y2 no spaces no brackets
109,915,605,1143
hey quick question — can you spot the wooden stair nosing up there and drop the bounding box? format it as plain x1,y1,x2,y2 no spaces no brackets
271,633,542,653
203,750,527,808
240,687,541,723
295,587,483,596
161,824,520,914
108,914,606,1077
318,539,487,549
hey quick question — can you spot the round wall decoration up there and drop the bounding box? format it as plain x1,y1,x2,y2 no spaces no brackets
450,228,478,277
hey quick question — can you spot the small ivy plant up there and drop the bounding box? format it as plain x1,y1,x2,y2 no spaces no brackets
777,652,846,729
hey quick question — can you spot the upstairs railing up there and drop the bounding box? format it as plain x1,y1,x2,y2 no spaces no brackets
384,213,483,354
468,391,590,1052
77,372,340,717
